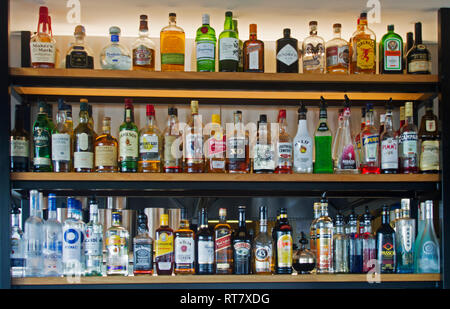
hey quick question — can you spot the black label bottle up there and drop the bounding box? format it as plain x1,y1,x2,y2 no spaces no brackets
274,208,293,274
376,205,396,273
276,28,299,73
195,208,214,274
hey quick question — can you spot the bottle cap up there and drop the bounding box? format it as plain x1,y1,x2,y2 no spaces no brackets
58,98,65,110
238,205,246,211
360,12,367,18
320,192,328,203
140,15,148,20
333,23,342,29
80,101,88,111
259,114,267,123
388,24,394,31
278,109,286,120
235,110,242,115
249,24,257,34
109,26,121,35
112,211,122,221
169,12,176,17
160,213,169,225
202,14,210,25
39,6,49,17
190,100,199,113
219,208,227,217
146,104,155,116
124,98,133,109
89,195,98,205
168,107,177,116
283,28,291,37
74,25,86,36
366,103,373,112
309,21,318,26
211,114,221,124
225,11,233,17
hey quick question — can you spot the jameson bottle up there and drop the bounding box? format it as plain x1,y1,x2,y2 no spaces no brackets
314,97,333,173
11,104,30,172
195,14,216,72
399,102,418,173
274,208,293,274
276,28,299,73
214,208,233,274
33,101,52,172
379,25,403,74
419,101,440,173
376,205,396,273
381,101,399,173
233,206,252,275
196,208,214,274
119,99,139,172
218,11,239,72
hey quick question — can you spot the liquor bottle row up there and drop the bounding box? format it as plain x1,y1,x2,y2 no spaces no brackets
10,97,440,174
31,6,431,74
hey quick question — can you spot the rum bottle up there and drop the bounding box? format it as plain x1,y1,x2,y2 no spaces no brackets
196,208,214,274
139,104,162,173
315,193,333,273
274,208,293,274
32,101,52,172
243,24,264,72
163,107,182,173
94,117,118,172
30,6,56,68
226,111,250,173
361,206,376,273
360,103,380,174
73,99,94,172
184,100,205,173
419,101,440,173
218,11,239,72
119,99,139,172
65,25,94,69
174,208,195,274
325,23,349,74
376,205,396,273
276,28,299,73
52,100,73,172
333,213,349,273
350,12,376,74
253,206,273,274
406,22,431,74
105,211,129,276
253,114,275,173
11,104,30,172
302,21,325,74
415,200,440,273
195,14,216,72
133,210,154,275
395,199,415,273
399,102,419,173
380,102,399,174
233,206,252,275
160,13,185,72
214,208,233,274
275,110,293,174
132,15,156,71
379,25,403,74
155,214,174,275
335,96,358,174
313,97,333,174
293,103,313,173
206,114,226,173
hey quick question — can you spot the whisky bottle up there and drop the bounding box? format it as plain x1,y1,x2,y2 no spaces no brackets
218,11,239,72
155,214,174,275
105,211,129,276
195,14,216,72
52,99,73,172
274,208,293,274
160,13,185,72
313,97,333,173
10,104,30,172
87,104,96,138
315,193,333,273
65,25,94,69
139,105,162,173
350,12,376,74
174,208,195,274
253,206,273,275
275,110,293,174
100,26,132,70
30,6,56,68
376,205,396,273
360,103,380,174
226,111,250,173
163,107,182,173
73,99,94,172
133,210,153,275
33,101,52,172
380,102,399,174
132,15,156,71
379,25,403,74
419,101,440,173
196,208,214,274
119,99,139,172
94,117,118,172
184,100,204,173
325,23,349,74
407,22,431,74
253,114,275,173
243,24,264,72
206,114,226,173
214,208,233,274
293,103,313,173
233,206,252,275
302,21,325,74
276,28,299,73
399,102,419,173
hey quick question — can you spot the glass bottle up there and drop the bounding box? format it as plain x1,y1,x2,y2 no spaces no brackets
314,97,333,173
218,11,239,72
45,103,56,134
361,206,376,273
184,100,204,173
293,104,313,173
419,101,440,173
253,206,273,275
87,104,96,138
276,28,299,73
414,202,426,265
33,101,52,172
65,25,94,69
415,200,440,273
155,214,174,275
274,208,293,274
376,205,396,273
105,211,129,276
62,197,85,277
315,193,333,273
379,114,386,136
163,107,182,173
52,99,73,172
243,24,264,72
293,232,316,274
380,25,403,74
226,111,250,173
355,107,366,170
302,21,325,74
24,190,44,277
43,193,62,277
310,202,321,256
94,117,118,172
30,6,56,68
381,102,399,173
11,104,30,172
253,114,275,173
133,210,154,275
206,114,226,173
160,13,185,72
233,206,252,275
404,32,414,73
399,106,406,134
132,15,156,71
326,23,349,74
333,213,349,273
406,22,431,74
195,14,216,72
233,19,244,72
11,204,25,278
73,99,94,172
350,12,376,74
395,199,415,273
214,208,233,274
399,102,419,173
139,104,162,173
84,197,103,276
335,96,358,174
174,208,195,275
119,99,139,172
275,110,293,174
347,210,362,273
391,208,402,231
360,103,380,174
332,109,344,169
100,26,132,70
196,208,214,275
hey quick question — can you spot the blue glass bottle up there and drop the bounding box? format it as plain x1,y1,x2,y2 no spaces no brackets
348,209,363,273
43,193,63,276
415,200,440,273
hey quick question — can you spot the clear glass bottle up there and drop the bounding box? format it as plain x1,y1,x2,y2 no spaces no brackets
275,110,293,174
62,197,85,277
163,107,182,173
233,206,252,275
253,114,275,173
43,193,62,277
85,197,103,276
184,100,205,173
333,213,349,273
139,104,162,173
276,28,299,73
360,103,380,174
253,206,273,275
347,210,362,273
419,101,440,173
132,15,156,71
316,193,333,273
30,6,56,68
350,12,376,74
314,98,333,173
233,19,244,72
293,103,313,173
332,109,344,169
100,26,132,70
119,99,139,172
33,101,52,172
214,208,233,274
361,207,376,273
302,21,325,74
195,14,216,72
243,23,264,72
379,25,403,74
160,13,185,72
218,11,239,72
174,207,195,275
105,211,129,276
133,210,154,275
380,102,399,173
335,97,358,174
206,114,226,173
24,190,44,277
10,204,25,278
155,214,174,275
226,111,250,173
416,200,440,273
376,205,396,273
94,117,118,172
73,99,94,172
65,25,94,69
399,102,419,173
326,23,349,74
355,107,366,170
52,99,73,172
395,199,415,273
196,208,214,275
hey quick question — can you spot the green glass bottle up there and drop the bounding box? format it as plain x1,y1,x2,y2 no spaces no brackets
119,99,139,172
379,25,403,74
218,11,239,72
45,102,56,133
195,14,216,72
33,101,52,172
73,99,95,172
314,97,333,174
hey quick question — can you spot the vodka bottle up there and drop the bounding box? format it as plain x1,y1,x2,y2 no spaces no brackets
106,211,129,276
43,193,63,276
347,209,362,273
333,213,349,273
293,103,313,173
85,197,103,276
10,205,25,278
416,200,440,273
24,190,44,277
395,199,415,273
361,206,376,273
335,96,358,174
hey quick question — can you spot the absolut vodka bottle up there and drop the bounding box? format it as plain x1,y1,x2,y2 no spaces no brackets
416,200,440,273
395,199,415,273
43,193,63,276
85,197,103,276
63,198,86,276
24,190,44,277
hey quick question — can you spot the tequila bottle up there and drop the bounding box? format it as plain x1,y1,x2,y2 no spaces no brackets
276,28,299,73
360,103,380,174
316,193,333,273
106,211,129,276
399,102,419,173
139,105,162,172
10,204,25,278
65,25,94,69
350,12,376,74
233,206,252,275
416,200,440,273
314,97,333,173
62,197,85,277
10,104,30,172
347,210,362,273
30,6,56,68
253,206,273,274
293,103,313,173
380,25,403,74
326,23,349,74
243,24,264,72
33,101,52,172
100,26,132,70
73,99,94,172
361,207,376,273
333,213,349,273
196,208,214,275
395,199,415,273
206,114,226,173
274,208,293,274
174,208,195,274
275,110,293,174
163,107,182,173
155,214,174,275
253,114,275,173
335,96,358,174
133,210,154,275
132,15,156,71
184,100,205,173
406,22,431,74
52,99,73,172
226,111,250,173
376,205,396,273
302,21,325,74
381,102,399,173
43,193,62,277
24,190,44,277
85,197,103,276
119,99,139,172
419,101,440,173
218,11,239,72
214,208,233,274
160,13,185,72
94,117,118,172
195,14,216,72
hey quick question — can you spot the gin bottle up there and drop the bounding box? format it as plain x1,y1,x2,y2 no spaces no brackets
253,114,275,173
106,211,129,276
134,210,154,275
275,110,293,174
333,213,349,273
65,25,94,69
335,96,358,174
361,207,376,273
395,199,415,273
302,21,325,74
399,102,419,173
381,101,399,173
43,193,63,277
253,206,273,274
360,103,380,174
376,205,396,273
132,15,156,71
10,204,25,278
195,14,216,72
52,99,73,172
218,11,239,72
24,190,44,277
314,97,333,173
100,26,132,70
416,200,440,273
85,197,103,276
33,101,52,172
315,193,333,273
276,28,299,73
347,210,362,273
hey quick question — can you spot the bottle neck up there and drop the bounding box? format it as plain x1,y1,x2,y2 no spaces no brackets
238,210,246,229
138,223,148,234
259,218,267,233
250,32,257,41
415,26,423,45
74,34,85,45
278,116,287,132
363,221,372,233
336,224,344,234
313,208,321,219
224,16,233,31
14,108,25,130
382,211,390,225
79,110,89,124
89,205,99,223
365,110,374,126
38,15,52,36
199,211,208,229
333,28,342,39
124,108,134,123
169,16,177,27
102,124,111,135
384,110,394,132
320,204,328,217
147,114,156,127
179,218,189,229
11,213,20,229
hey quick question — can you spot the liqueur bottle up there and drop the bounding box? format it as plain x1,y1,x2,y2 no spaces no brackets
65,25,94,69
52,100,73,172
233,19,244,72
335,96,358,174
218,11,239,72
226,111,250,173
333,213,349,273
275,110,293,174
276,28,299,73
395,199,415,273
315,193,333,273
105,211,129,276
253,114,275,173
313,97,333,173
404,32,414,72
376,205,396,273
309,202,321,255
379,25,403,74
139,105,162,173
414,202,426,270
214,208,233,274
30,6,56,68
350,12,376,74
415,200,440,273
293,232,316,274
10,204,25,278
119,99,139,172
84,197,103,276
233,206,252,275
155,214,174,275
419,101,440,173
160,13,185,72
380,101,399,173
195,14,216,72
163,107,182,173
42,193,62,277
406,22,431,74
33,101,52,172
243,24,264,72
399,102,419,173
174,208,195,275
100,26,132,70
360,103,380,174
94,117,118,172
325,23,349,74
293,103,313,173
132,15,156,71
361,206,376,273
302,21,325,74
184,100,204,173
347,210,362,273
355,107,366,169
253,206,273,274
133,210,153,275
11,104,30,172
206,114,226,173
196,208,214,275
274,208,293,274
73,99,94,172
62,197,85,277
332,110,344,171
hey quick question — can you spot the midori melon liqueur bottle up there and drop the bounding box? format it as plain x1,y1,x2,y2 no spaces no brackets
314,97,333,173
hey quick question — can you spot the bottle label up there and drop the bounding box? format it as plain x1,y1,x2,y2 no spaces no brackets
85,228,102,256
95,145,117,168
399,132,418,156
426,120,436,132
219,37,239,61
207,134,226,157
139,134,160,160
104,46,132,70
133,45,154,66
63,227,82,263
78,133,89,151
420,140,439,171
134,243,153,270
74,151,94,169
161,53,185,65
234,241,251,264
253,144,275,171
254,244,272,273
362,134,379,163
316,228,332,270
33,157,51,166
119,130,138,159
197,240,214,264
249,49,259,70
196,41,215,61
34,127,50,148
381,138,399,169
155,232,174,258
277,44,298,66
293,136,313,171
356,39,375,70
422,240,438,256
11,139,29,158
174,237,194,264
215,232,231,252
326,45,349,68
52,133,71,161
227,136,247,159
381,240,395,271
211,160,225,170
303,43,325,71
106,234,126,270
185,133,203,160
68,50,89,68
339,143,357,169
30,42,56,64
277,142,293,167
11,238,25,267
163,135,179,166
383,38,402,71
276,234,292,268
409,60,430,73
398,224,414,253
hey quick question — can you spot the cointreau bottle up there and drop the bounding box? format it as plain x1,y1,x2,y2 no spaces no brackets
30,6,56,68
350,12,376,74
243,24,264,72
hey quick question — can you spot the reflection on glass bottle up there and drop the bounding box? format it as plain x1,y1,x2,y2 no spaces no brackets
333,213,349,273
415,200,440,273
395,199,415,273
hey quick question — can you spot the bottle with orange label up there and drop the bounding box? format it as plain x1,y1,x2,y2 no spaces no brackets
105,211,129,276
315,192,334,273
350,12,376,74
155,214,174,275
274,208,293,274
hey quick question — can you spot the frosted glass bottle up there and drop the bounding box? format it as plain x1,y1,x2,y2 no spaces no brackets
415,200,440,273
24,190,44,277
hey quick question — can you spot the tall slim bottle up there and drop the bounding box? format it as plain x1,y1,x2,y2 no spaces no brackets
310,202,321,255
52,99,73,172
416,200,440,273
275,110,293,174
332,109,344,169
361,207,376,273
62,197,85,277
355,107,366,170
33,101,52,172
160,13,185,72
214,208,233,274
335,96,358,174
395,199,415,273
163,107,182,173
399,102,419,173
226,111,250,173
274,208,293,274
315,193,333,273
233,206,252,274
73,99,94,172
119,99,139,172
381,102,399,173
85,197,103,276
253,206,273,274
43,193,62,277
347,210,362,273
174,208,195,275
196,208,214,274
139,104,162,173
155,214,174,275
11,204,25,278
195,14,216,72
24,190,44,277
184,100,205,173
218,11,239,72
376,205,396,273
333,213,349,273
314,97,333,173
10,104,30,172
293,103,313,173
360,103,380,174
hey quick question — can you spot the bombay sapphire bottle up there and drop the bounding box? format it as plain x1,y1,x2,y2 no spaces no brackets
24,190,44,277
347,209,362,273
415,200,440,273
43,194,63,277
333,213,349,273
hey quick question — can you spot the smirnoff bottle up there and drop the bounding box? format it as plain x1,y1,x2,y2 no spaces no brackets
335,96,358,174
395,199,415,273
360,103,380,174
380,101,399,173
293,103,313,173
399,102,419,173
